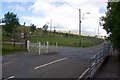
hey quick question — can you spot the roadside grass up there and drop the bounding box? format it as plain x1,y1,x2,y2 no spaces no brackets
2,43,26,55
2,35,103,55
27,36,103,47
2,35,12,42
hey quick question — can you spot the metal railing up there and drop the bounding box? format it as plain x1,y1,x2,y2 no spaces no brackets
78,42,111,80
88,50,104,78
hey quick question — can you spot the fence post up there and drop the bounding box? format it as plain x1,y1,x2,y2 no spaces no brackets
27,40,30,51
39,42,41,55
25,39,27,48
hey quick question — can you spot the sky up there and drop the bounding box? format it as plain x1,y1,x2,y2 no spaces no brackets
1,0,108,36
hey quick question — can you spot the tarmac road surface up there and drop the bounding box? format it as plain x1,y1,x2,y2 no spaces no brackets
2,44,102,79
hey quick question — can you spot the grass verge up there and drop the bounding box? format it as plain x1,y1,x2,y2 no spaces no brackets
2,43,26,55
27,36,103,47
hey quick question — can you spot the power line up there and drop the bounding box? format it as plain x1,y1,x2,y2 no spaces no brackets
60,0,78,10
58,1,100,36
55,1,94,35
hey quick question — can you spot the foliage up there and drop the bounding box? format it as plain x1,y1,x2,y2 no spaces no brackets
16,25,31,38
100,2,120,50
30,23,36,32
3,12,20,34
42,23,48,34
32,28,43,36
0,18,5,23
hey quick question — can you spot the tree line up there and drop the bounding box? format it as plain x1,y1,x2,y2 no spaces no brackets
1,12,49,39
1,12,77,39
100,2,120,56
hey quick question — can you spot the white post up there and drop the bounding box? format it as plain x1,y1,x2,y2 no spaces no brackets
27,40,30,51
46,42,48,53
39,42,41,55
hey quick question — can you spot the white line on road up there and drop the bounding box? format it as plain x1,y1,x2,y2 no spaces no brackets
34,57,68,70
3,61,14,65
77,68,89,80
5,76,15,80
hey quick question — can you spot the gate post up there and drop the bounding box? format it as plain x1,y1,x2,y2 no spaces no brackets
27,40,30,51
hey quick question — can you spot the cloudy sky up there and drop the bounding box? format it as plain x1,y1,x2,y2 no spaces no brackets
1,0,108,36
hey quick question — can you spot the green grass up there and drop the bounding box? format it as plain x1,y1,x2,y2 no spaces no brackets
2,35,12,42
2,43,26,55
1,35,103,55
27,36,103,47
2,34,103,55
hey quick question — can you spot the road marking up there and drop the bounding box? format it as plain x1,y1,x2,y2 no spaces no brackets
5,76,15,80
34,57,68,70
3,61,14,65
78,68,89,80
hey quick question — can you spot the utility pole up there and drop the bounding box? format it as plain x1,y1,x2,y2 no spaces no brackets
54,27,55,33
94,28,96,35
13,25,16,47
24,22,26,26
69,30,71,35
50,19,52,36
98,23,99,37
79,9,81,47
78,10,90,47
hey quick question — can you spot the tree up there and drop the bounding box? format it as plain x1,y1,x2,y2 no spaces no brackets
3,12,20,35
42,23,48,35
16,25,30,39
0,18,5,23
100,2,120,55
33,28,43,36
30,23,36,32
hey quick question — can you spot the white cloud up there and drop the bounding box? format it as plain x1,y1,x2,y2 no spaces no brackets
22,16,48,27
29,0,56,14
16,5,25,11
2,0,37,2
8,4,25,11
22,0,108,36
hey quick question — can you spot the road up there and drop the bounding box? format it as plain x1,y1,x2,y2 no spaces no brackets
2,45,103,79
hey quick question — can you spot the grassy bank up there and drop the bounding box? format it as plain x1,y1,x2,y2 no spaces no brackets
2,43,26,55
27,36,103,47
2,35,103,55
